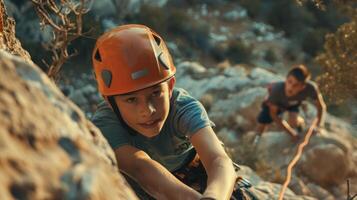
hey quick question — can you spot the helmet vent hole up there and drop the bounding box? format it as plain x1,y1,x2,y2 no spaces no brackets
153,34,161,46
95,49,102,62
159,53,170,70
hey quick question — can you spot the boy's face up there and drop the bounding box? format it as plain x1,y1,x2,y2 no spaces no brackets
285,75,306,97
114,78,175,138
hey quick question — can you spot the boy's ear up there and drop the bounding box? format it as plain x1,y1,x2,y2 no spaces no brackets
168,77,176,98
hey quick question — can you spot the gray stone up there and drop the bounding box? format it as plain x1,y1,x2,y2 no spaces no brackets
223,9,247,21
300,143,353,185
249,67,283,86
91,0,116,18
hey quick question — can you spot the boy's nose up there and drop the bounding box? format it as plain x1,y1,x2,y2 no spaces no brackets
140,101,156,117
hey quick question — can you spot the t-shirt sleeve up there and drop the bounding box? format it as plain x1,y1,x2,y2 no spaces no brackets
174,97,215,138
307,81,319,100
91,101,131,149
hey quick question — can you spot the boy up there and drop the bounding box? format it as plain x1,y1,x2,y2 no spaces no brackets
91,24,243,200
254,65,326,145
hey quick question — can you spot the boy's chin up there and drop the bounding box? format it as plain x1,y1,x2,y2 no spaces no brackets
142,131,160,138
138,128,162,138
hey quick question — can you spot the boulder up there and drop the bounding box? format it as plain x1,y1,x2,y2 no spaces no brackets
235,127,356,199
176,62,251,99
300,143,353,186
209,87,266,131
306,183,334,200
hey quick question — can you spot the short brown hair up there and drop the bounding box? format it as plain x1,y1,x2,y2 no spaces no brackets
287,64,311,83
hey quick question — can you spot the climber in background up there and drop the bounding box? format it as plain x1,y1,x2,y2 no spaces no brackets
253,64,326,145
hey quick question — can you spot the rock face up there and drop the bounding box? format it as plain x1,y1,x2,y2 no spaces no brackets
300,143,351,185
0,50,138,200
0,0,31,64
0,2,137,198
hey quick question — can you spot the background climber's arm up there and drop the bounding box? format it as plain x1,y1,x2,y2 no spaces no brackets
190,126,236,200
114,145,202,200
314,93,326,128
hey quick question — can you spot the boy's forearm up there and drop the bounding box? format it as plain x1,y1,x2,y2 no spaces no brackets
203,156,236,200
316,103,326,127
132,158,202,200
272,115,295,135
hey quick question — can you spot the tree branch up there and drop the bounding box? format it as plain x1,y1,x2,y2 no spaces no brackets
31,0,91,81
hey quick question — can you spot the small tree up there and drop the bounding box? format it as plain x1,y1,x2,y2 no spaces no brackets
316,18,357,102
31,0,92,81
314,1,357,102
297,0,357,102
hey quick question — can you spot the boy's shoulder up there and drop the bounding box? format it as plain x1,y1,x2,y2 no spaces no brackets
271,81,285,88
171,87,197,106
305,81,320,98
306,80,318,89
92,100,114,119
268,81,285,94
91,100,121,135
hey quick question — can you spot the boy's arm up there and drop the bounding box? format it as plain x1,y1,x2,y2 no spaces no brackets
190,126,237,200
314,93,326,128
114,145,202,200
268,103,298,138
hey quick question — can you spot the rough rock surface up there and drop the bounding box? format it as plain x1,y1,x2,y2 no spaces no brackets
0,50,138,200
0,2,137,198
0,0,31,64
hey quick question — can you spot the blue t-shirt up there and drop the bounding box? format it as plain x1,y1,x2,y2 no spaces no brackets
92,88,214,171
267,81,319,108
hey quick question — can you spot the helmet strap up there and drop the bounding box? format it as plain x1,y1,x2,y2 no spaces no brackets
107,96,137,136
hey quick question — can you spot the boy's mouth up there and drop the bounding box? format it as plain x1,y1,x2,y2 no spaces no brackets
138,118,161,129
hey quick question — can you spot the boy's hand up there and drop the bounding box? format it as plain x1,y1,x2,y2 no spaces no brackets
288,129,299,142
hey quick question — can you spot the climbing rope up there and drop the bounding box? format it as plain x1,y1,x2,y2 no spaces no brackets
278,118,318,200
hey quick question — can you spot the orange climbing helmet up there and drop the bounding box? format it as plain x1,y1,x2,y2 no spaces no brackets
92,24,176,96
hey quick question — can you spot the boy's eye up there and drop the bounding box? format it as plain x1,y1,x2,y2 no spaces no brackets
126,97,136,103
152,90,162,97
